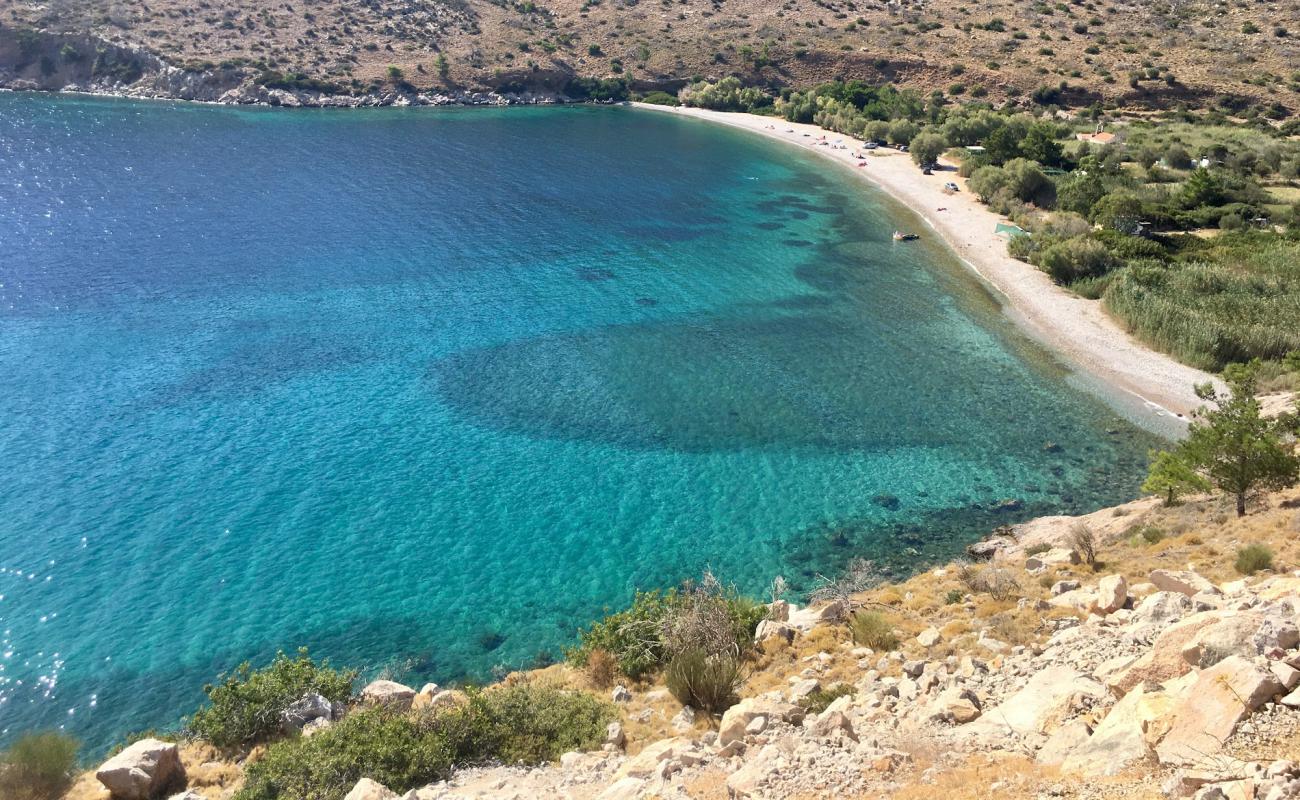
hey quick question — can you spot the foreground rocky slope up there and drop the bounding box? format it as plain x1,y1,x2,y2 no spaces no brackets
70,487,1300,800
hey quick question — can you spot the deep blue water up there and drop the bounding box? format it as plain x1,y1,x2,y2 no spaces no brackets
0,94,1160,753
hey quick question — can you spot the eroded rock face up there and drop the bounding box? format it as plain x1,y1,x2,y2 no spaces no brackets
95,739,184,800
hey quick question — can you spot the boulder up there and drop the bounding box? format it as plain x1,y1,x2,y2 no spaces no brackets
1094,574,1129,615
1107,611,1225,696
96,739,184,800
1026,548,1080,572
281,692,333,733
344,778,398,800
810,711,857,741
615,737,689,779
917,627,942,648
788,599,847,631
1051,580,1081,596
968,665,1105,737
1129,591,1194,629
718,697,805,746
597,778,646,800
930,687,982,724
789,678,821,701
1271,662,1300,692
605,721,626,749
754,619,796,644
412,688,465,712
359,680,416,711
1157,656,1283,766
1151,570,1221,598
767,600,790,622
1036,718,1092,766
611,685,632,703
1253,615,1300,653
1182,613,1264,668
1061,685,1177,777
726,744,782,797
1048,588,1098,612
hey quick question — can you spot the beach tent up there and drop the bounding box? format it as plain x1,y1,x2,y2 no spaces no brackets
995,222,1029,238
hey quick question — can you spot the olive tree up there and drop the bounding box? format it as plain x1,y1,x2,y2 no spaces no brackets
910,131,949,168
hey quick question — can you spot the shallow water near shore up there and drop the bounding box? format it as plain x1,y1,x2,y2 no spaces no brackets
0,95,1161,753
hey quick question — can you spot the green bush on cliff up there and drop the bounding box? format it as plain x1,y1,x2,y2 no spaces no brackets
0,731,79,800
236,684,614,800
189,648,356,749
567,574,764,680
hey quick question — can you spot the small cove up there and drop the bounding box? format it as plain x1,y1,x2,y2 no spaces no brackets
0,96,1162,752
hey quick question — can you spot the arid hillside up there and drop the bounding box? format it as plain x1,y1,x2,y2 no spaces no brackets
2,0,1299,109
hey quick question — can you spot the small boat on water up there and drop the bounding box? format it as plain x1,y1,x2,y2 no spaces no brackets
892,231,919,242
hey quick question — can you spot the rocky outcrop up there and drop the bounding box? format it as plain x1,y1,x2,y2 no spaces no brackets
360,679,416,710
95,739,184,800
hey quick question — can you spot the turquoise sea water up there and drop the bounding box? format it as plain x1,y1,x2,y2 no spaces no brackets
0,94,1161,753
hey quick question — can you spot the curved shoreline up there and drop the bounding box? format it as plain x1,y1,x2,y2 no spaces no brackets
632,103,1214,428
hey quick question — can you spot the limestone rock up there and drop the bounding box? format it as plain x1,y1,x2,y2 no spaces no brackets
1036,718,1092,766
281,692,333,733
616,737,689,779
1182,613,1264,668
1151,570,1220,598
754,619,796,644
605,721,626,749
718,697,805,746
1026,547,1080,572
1051,580,1081,596
344,778,398,800
1094,574,1129,615
611,685,632,703
360,680,416,711
968,665,1105,736
597,777,646,800
96,739,184,800
930,687,982,724
1157,656,1283,766
1107,611,1224,696
1061,685,1176,777
917,626,942,648
727,744,781,797
412,688,465,712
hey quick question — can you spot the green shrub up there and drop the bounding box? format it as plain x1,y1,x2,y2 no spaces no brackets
0,732,78,800
1039,236,1120,284
189,648,356,749
568,577,763,680
1235,543,1275,575
849,610,899,651
664,650,744,715
237,684,613,800
944,589,964,605
798,684,854,714
640,90,680,106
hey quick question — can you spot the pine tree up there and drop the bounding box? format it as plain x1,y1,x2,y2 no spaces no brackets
1160,372,1300,516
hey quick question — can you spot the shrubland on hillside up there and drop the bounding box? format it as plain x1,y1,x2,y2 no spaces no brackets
1,0,1299,110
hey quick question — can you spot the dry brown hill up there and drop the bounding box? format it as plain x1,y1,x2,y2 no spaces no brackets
2,0,1300,109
